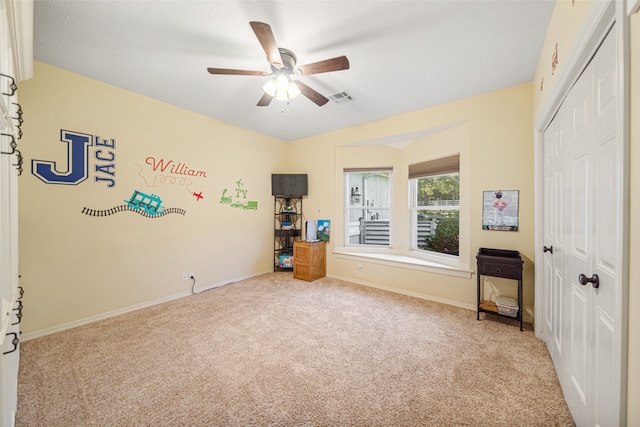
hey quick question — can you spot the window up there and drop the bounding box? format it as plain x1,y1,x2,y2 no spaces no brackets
344,168,392,246
409,155,460,256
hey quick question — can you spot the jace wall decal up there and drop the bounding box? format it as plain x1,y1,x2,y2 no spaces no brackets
31,129,117,187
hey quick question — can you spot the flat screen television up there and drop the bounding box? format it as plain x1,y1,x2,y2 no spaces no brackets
271,174,308,197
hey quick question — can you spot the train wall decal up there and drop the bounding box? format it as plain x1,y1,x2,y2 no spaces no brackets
81,189,186,218
124,190,165,215
219,179,258,210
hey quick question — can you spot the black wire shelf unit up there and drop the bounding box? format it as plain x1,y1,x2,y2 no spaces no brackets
274,196,303,271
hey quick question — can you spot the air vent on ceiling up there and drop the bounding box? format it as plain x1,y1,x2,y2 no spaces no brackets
329,91,355,104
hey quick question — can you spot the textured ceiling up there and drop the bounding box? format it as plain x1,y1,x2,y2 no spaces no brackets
33,0,554,141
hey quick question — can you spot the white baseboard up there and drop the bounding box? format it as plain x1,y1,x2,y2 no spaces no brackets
23,270,532,341
327,273,534,325
21,270,272,342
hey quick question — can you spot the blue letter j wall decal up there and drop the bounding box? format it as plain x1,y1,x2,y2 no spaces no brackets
32,130,93,185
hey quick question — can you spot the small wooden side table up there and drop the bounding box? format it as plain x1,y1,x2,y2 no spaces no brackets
293,241,326,282
476,247,524,331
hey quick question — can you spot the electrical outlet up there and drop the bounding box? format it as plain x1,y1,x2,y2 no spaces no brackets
189,271,195,279
182,272,188,281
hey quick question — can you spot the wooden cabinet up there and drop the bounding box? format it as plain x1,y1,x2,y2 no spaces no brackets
293,241,326,282
476,248,523,331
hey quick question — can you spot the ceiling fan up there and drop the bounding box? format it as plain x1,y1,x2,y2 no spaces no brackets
207,21,350,107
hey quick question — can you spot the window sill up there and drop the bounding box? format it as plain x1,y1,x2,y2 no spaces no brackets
333,249,473,279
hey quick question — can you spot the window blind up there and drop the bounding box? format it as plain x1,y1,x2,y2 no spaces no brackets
408,154,459,179
343,167,393,173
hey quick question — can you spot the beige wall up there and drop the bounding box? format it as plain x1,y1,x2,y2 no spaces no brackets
289,82,536,312
19,65,536,337
533,0,592,112
19,62,286,336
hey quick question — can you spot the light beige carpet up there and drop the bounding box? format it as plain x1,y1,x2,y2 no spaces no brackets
16,273,574,426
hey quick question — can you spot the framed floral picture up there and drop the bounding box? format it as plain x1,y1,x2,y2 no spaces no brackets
482,190,519,231
317,220,331,242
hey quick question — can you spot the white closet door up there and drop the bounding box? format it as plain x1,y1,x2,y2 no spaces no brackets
588,26,620,426
556,26,622,427
542,100,567,373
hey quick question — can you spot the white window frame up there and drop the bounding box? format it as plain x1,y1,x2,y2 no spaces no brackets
408,154,462,265
409,174,460,258
343,168,392,247
334,141,470,278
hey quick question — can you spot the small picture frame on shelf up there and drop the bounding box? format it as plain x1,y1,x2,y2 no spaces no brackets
317,220,331,242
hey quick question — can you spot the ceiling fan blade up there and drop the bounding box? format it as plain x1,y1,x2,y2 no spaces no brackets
207,68,267,76
249,21,284,69
295,81,329,106
257,93,273,107
297,56,350,75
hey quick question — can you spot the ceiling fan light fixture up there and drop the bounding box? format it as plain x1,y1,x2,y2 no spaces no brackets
275,89,289,101
207,21,349,108
287,81,301,99
264,74,300,101
263,78,277,97
275,74,290,91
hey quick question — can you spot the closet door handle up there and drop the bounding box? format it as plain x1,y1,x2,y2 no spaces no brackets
578,273,599,289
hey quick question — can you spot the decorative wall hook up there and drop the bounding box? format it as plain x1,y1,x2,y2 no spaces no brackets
14,121,23,140
0,73,17,97
11,300,22,325
3,332,19,355
11,312,22,326
11,104,23,139
1,133,17,155
14,149,23,175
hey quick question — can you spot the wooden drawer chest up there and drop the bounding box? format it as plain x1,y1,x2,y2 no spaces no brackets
293,241,326,282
